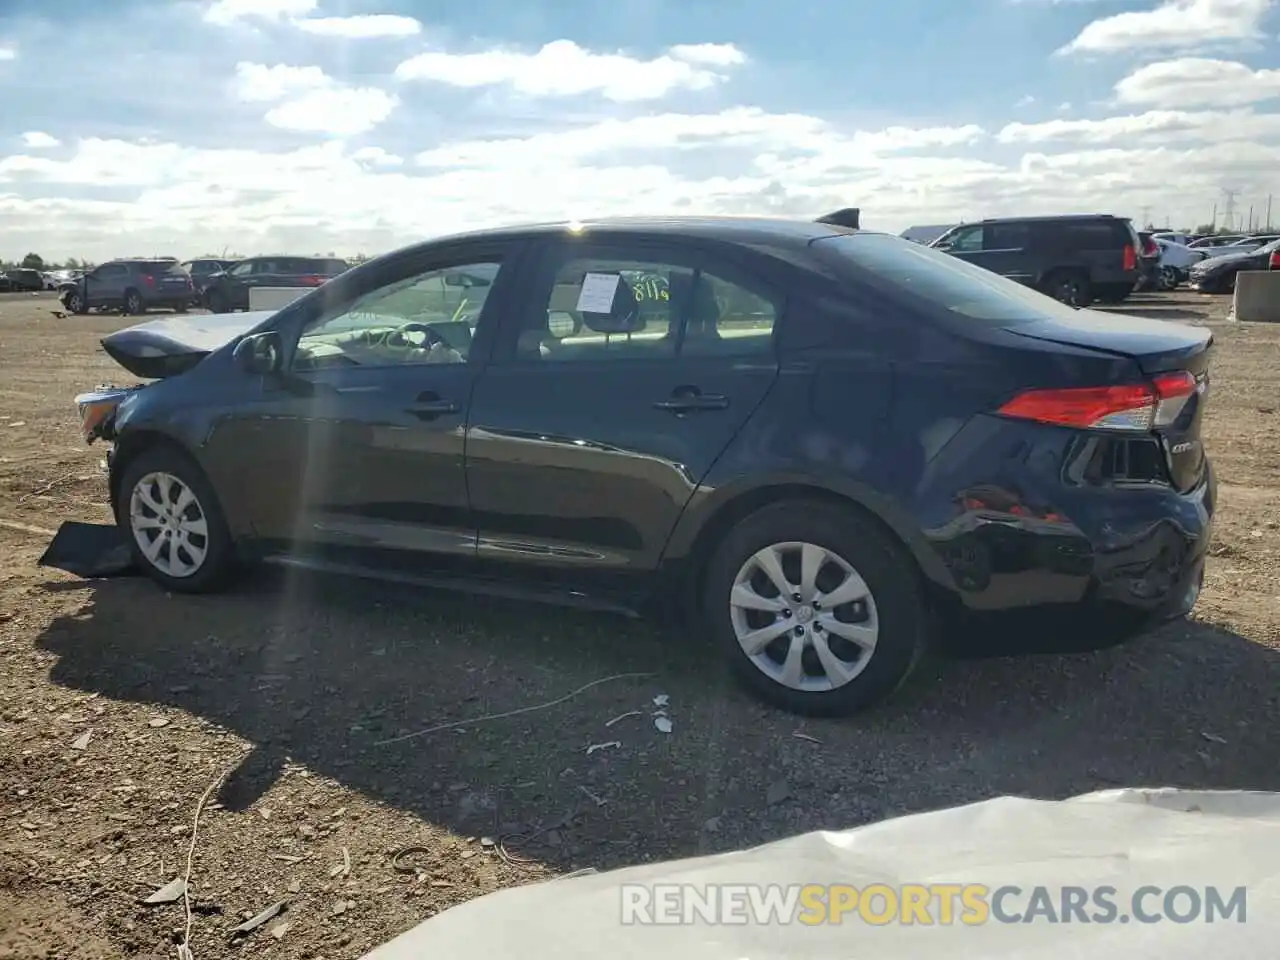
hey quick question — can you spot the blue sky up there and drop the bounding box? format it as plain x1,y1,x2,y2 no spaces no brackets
1,0,1278,259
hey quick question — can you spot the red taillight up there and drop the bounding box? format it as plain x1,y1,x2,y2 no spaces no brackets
1270,252,1280,270
1142,238,1158,256
301,275,325,286
142,274,155,287
1122,244,1137,271
998,371,1198,433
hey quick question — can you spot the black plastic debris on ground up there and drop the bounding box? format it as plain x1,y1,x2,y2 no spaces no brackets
37,521,137,578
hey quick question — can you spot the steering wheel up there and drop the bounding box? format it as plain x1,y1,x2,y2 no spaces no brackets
385,321,446,349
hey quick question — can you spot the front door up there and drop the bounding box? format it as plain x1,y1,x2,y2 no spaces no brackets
465,237,782,579
201,246,520,572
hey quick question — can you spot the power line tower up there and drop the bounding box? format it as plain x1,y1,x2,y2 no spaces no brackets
1221,189,1239,231
1139,205,1152,228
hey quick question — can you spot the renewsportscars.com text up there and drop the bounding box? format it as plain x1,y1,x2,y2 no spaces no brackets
619,883,1248,926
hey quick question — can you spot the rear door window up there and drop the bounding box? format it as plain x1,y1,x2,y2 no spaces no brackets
817,233,1080,326
985,223,1030,250
1061,221,1126,250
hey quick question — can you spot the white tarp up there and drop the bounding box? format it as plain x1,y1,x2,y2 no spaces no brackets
362,789,1279,959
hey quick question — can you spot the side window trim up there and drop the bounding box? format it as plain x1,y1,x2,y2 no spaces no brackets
278,241,524,373
491,238,706,366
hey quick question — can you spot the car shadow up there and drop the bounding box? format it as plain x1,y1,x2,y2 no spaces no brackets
33,568,1280,872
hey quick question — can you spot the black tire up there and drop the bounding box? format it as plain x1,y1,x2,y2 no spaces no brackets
174,302,189,313
63,291,87,315
703,500,927,716
122,288,144,315
1094,282,1134,304
206,289,227,313
116,445,235,594
1042,270,1092,307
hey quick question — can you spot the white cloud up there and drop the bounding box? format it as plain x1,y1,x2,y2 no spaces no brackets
395,39,747,101
665,43,748,67
352,146,404,167
0,45,15,60
20,131,60,149
1058,0,1273,54
294,15,422,38
1015,95,1036,107
204,0,316,25
231,62,331,102
998,107,1280,143
264,87,399,136
1115,57,1280,107
226,62,397,135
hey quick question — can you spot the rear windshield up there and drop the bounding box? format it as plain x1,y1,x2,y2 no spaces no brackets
816,233,1082,326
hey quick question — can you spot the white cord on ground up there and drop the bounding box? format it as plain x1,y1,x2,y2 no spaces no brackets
176,757,242,960
374,672,656,747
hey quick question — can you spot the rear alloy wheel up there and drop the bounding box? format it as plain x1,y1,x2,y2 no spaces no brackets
119,447,233,593
64,291,87,315
1045,272,1092,307
1158,265,1180,290
123,289,144,315
705,501,925,716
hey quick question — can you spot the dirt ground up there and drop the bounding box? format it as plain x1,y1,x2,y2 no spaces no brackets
1,290,1277,959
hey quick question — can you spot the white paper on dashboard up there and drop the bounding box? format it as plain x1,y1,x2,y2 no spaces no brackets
576,273,620,313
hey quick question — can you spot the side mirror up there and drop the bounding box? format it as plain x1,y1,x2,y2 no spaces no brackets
933,242,952,252
233,331,283,375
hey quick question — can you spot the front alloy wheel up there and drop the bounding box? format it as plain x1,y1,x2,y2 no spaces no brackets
129,471,210,578
730,542,879,692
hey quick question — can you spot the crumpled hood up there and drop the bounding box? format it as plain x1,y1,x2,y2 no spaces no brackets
101,310,277,379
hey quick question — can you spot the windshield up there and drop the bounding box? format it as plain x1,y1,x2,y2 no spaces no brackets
816,232,1082,325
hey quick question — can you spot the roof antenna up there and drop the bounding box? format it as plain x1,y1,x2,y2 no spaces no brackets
816,207,860,229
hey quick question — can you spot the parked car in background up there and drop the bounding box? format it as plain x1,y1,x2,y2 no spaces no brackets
181,258,239,306
1153,232,1192,246
1188,237,1280,293
930,214,1143,306
201,256,350,312
58,259,195,315
45,269,82,287
1153,238,1208,289
1187,235,1247,251
182,259,238,289
5,268,45,292
1197,235,1280,260
1135,232,1162,290
78,216,1214,716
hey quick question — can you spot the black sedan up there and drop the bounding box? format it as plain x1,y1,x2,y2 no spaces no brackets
1189,237,1280,293
75,216,1214,717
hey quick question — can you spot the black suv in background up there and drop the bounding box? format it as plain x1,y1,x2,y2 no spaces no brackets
201,256,350,312
930,214,1144,306
3,268,45,292
58,259,194,315
181,258,239,303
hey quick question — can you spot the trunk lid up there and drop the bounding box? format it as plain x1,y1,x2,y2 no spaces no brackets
101,310,277,379
1007,312,1212,492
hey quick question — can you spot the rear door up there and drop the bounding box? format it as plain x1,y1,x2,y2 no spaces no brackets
465,235,782,574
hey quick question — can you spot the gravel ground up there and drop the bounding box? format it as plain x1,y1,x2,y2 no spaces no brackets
1,290,1277,959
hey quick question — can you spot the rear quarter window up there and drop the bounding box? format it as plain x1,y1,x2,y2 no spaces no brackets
816,233,1081,326
1047,220,1128,250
